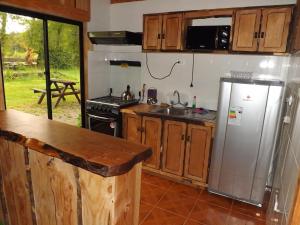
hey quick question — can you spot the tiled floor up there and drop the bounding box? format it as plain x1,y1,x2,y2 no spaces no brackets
140,172,268,225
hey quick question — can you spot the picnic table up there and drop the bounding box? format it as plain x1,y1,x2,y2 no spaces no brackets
33,79,81,108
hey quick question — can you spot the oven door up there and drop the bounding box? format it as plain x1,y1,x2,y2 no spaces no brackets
87,114,119,136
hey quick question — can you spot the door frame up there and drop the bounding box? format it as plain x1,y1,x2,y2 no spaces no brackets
0,4,86,127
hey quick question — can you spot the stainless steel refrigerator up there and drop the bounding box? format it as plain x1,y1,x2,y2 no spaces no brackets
208,77,284,206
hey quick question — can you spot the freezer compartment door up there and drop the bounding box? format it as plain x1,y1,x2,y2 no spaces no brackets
218,83,269,202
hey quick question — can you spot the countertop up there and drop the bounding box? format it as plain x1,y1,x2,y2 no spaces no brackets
121,104,217,127
0,110,152,177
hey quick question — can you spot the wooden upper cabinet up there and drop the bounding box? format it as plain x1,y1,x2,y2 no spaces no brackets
232,9,261,52
142,117,162,169
143,15,163,50
184,124,211,183
161,13,183,50
122,114,142,144
162,120,186,176
258,7,292,53
233,7,292,53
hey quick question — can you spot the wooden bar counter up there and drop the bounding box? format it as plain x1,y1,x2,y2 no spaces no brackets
0,110,151,225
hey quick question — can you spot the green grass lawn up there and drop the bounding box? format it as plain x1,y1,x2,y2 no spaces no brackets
3,67,82,126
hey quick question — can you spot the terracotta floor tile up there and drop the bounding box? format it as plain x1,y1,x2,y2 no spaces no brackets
226,211,266,225
141,207,186,225
232,200,266,221
198,190,233,209
189,201,230,225
142,172,174,189
157,191,197,216
139,202,154,224
169,182,202,199
141,183,167,205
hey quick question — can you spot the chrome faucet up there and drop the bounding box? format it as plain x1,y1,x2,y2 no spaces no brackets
171,90,188,107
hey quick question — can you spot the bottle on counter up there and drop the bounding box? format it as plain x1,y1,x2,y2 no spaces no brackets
192,96,196,109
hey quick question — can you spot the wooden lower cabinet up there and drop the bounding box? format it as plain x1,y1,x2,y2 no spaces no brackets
123,113,142,144
142,116,162,169
122,113,213,186
162,120,186,176
184,124,212,183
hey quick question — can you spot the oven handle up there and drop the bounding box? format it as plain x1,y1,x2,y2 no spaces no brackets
87,114,116,121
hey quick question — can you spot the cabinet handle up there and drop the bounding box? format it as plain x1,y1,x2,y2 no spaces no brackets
158,33,161,39
186,136,190,142
260,32,265,38
181,134,185,140
254,32,258,38
138,127,145,132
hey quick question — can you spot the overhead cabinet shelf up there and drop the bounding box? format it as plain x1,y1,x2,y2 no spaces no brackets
142,5,294,54
232,7,292,52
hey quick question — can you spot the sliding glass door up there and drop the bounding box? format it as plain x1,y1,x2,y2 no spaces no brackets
48,20,81,125
0,7,84,127
0,13,49,117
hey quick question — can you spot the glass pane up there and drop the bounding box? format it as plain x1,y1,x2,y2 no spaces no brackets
0,12,48,117
48,21,81,126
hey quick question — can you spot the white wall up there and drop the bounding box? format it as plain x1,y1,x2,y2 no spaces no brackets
110,0,295,31
88,0,295,108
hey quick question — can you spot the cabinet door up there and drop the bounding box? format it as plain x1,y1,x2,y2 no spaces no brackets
142,117,162,169
143,15,163,50
258,7,292,53
123,113,142,144
162,120,186,176
232,9,261,52
184,124,212,183
161,13,183,50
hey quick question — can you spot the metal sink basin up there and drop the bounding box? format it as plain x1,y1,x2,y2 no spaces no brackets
152,107,192,116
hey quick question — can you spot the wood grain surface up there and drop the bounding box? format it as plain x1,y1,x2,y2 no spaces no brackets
0,110,151,177
0,140,33,225
29,150,78,225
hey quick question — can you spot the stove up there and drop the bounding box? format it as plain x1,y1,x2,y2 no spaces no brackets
86,96,139,137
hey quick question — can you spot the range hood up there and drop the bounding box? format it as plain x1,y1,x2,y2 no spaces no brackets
88,31,142,45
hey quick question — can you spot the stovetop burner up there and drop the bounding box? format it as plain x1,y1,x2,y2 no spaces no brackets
86,95,139,108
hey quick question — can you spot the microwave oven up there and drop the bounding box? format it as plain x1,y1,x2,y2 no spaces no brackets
186,26,231,50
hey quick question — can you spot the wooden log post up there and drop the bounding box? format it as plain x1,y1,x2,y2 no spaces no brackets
0,138,142,225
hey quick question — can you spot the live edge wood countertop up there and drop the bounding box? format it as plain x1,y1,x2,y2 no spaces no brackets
0,109,152,177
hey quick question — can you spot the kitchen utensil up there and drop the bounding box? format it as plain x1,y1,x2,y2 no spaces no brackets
121,85,135,101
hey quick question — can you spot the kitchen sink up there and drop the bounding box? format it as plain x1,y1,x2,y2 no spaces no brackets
152,107,192,116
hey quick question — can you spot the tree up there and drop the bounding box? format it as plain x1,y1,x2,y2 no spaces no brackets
0,12,7,47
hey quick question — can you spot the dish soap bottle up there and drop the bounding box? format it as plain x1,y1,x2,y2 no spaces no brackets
192,96,196,109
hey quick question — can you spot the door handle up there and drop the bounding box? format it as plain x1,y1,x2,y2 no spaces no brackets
157,33,161,39
186,136,190,142
260,32,265,38
181,134,185,140
254,32,258,38
162,33,165,39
